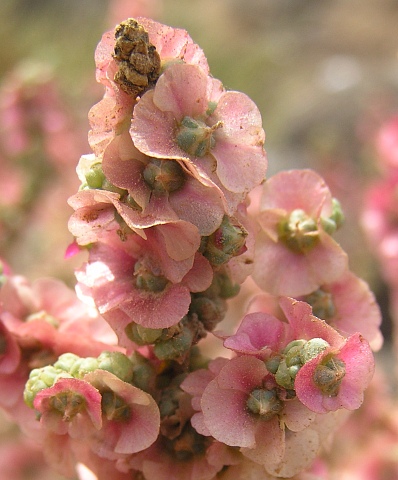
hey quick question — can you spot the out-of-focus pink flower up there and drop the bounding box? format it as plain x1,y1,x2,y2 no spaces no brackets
130,62,267,208
252,169,348,296
89,16,209,158
301,270,383,351
376,115,398,170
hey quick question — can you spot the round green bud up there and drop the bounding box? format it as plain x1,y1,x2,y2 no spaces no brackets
301,338,330,364
246,388,283,420
97,351,134,383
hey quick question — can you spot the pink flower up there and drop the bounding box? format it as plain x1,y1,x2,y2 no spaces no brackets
221,311,293,360
294,332,374,414
33,377,102,436
83,370,160,457
280,297,375,414
76,231,213,338
89,17,209,157
184,355,316,471
376,115,398,170
101,130,225,236
252,169,348,296
130,62,267,205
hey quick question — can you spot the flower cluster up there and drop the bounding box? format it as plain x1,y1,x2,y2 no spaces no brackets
0,16,383,480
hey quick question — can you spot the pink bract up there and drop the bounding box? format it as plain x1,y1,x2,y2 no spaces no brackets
84,370,160,456
302,270,383,351
76,232,213,336
33,377,102,436
102,130,225,236
197,356,315,468
252,169,348,296
294,333,375,414
137,16,209,73
279,297,347,348
222,311,293,360
130,62,267,198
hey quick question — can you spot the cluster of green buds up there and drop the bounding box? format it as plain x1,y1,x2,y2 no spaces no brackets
176,114,222,158
200,215,247,266
320,198,345,235
277,198,344,255
24,351,134,408
266,338,331,390
126,269,240,362
304,288,336,321
246,387,284,420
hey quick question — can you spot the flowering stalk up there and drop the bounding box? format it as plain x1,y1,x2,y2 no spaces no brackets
0,15,383,480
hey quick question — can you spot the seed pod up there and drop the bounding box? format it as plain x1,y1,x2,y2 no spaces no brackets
113,18,161,97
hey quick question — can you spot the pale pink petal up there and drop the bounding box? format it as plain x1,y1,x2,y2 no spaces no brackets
241,418,284,465
131,89,185,159
279,297,345,347
201,379,257,447
153,63,209,119
223,312,292,358
265,428,320,478
260,169,333,217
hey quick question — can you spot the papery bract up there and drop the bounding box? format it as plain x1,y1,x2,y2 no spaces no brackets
252,169,348,297
130,62,267,205
84,369,160,457
294,332,374,414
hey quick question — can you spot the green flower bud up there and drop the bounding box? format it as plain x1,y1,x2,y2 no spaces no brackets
330,198,345,230
206,101,217,116
142,159,185,193
265,355,282,374
313,355,346,396
50,391,86,421
85,162,106,189
134,261,169,293
278,209,320,254
301,338,330,364
101,178,126,196
24,365,72,408
189,296,226,331
125,322,164,345
305,288,336,320
101,390,131,422
153,325,194,361
275,359,295,390
97,351,134,383
130,352,157,393
202,216,247,266
283,339,306,355
53,353,83,373
176,116,221,157
246,388,283,420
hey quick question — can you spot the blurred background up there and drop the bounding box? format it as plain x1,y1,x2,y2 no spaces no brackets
0,1,397,478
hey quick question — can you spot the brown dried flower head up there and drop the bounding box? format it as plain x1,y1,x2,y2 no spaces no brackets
113,18,161,97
